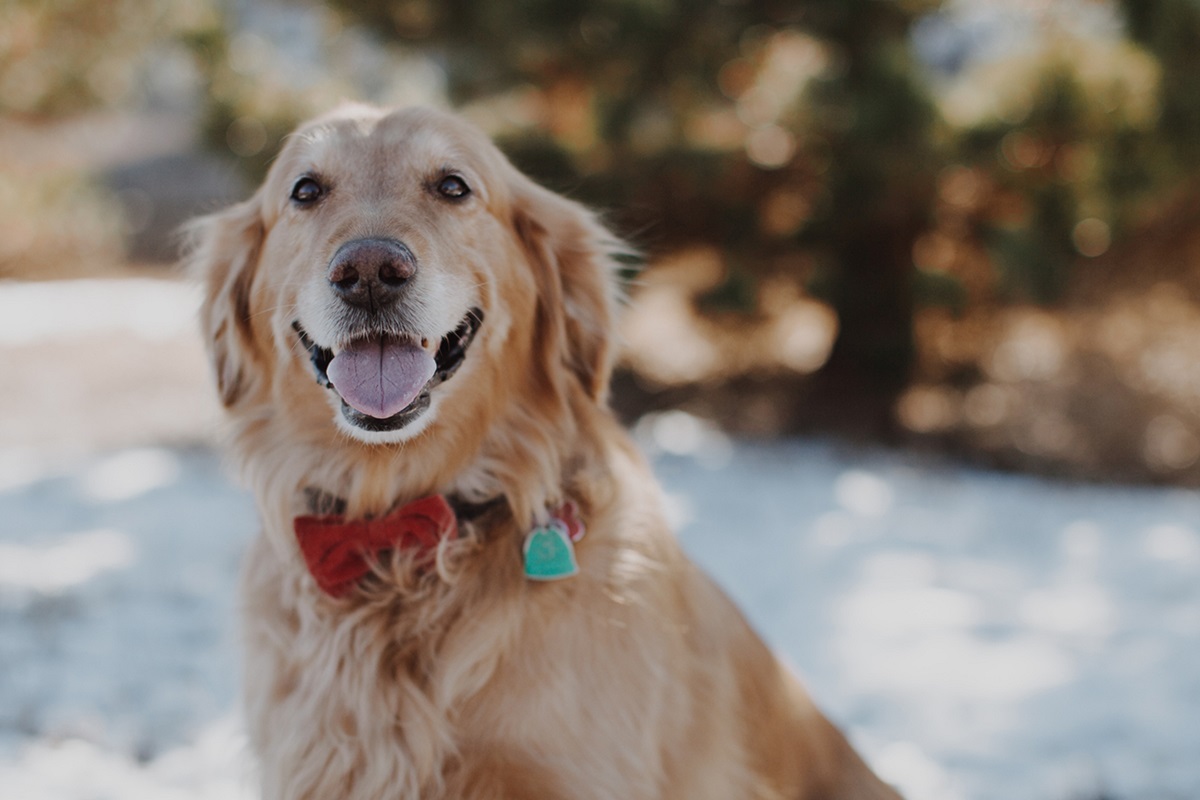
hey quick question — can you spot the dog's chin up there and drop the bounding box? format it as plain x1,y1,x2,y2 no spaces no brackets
294,307,484,447
331,392,439,444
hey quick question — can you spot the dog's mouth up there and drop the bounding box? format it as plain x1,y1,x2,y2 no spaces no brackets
292,308,483,433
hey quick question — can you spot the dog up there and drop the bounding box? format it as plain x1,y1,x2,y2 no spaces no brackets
188,104,901,800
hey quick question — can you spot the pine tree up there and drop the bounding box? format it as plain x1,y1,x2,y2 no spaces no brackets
326,0,943,403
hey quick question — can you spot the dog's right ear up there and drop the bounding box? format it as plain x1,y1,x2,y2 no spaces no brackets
511,182,626,404
184,197,265,407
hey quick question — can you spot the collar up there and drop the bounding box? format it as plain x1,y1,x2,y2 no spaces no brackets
294,492,583,598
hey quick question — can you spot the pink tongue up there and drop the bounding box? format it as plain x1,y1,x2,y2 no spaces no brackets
327,339,436,419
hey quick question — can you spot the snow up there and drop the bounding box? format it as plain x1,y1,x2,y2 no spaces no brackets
0,446,257,800
3,439,1197,800
2,279,1198,800
0,280,200,346
648,436,1200,800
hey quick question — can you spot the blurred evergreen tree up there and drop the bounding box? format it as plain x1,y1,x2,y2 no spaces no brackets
0,0,217,116
959,67,1101,305
950,25,1178,307
795,0,941,395
327,0,943,400
329,0,805,243
956,1,1200,309
1121,0,1200,168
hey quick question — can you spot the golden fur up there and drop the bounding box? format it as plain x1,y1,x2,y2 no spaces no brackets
188,104,901,800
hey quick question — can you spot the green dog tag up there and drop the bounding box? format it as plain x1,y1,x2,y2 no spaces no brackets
523,521,579,581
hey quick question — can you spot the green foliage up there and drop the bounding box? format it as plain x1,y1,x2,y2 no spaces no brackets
0,0,218,116
794,10,940,388
16,0,1200,400
178,12,340,181
950,40,1166,304
935,3,1200,307
323,0,942,388
913,267,967,316
1120,0,1200,166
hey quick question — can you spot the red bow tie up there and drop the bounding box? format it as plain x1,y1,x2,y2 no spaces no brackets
294,494,458,598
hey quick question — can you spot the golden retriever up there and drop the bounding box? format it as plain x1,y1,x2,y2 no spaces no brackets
188,104,901,800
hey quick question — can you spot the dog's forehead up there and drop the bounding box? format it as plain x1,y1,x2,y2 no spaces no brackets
285,108,496,179
375,109,486,155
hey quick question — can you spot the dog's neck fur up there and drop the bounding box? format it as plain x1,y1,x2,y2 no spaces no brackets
233,377,625,795
227,369,610,578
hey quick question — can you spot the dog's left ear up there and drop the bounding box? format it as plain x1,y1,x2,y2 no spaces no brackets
184,195,266,407
512,182,627,402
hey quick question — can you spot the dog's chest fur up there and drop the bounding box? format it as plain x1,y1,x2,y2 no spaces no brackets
239,527,499,799
237,501,757,800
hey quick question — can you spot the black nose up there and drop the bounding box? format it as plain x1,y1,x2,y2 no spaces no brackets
326,237,417,311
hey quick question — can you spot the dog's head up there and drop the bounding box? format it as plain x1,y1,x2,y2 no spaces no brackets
189,106,625,506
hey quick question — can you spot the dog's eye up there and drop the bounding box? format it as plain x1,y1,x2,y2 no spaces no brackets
436,174,470,200
290,176,325,205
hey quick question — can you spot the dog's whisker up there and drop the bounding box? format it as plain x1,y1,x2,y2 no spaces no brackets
247,301,300,321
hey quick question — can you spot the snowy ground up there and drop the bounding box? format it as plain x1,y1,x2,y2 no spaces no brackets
2,279,1199,800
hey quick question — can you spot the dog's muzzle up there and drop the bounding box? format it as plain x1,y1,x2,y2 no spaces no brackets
292,308,483,433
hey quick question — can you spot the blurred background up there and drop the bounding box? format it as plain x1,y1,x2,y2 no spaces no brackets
8,0,1200,481
3,1,1200,799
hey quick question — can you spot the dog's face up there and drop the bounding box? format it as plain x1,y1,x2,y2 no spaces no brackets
264,106,515,442
192,106,621,461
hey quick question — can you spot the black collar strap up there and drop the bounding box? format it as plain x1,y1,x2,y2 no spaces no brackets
302,487,507,527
